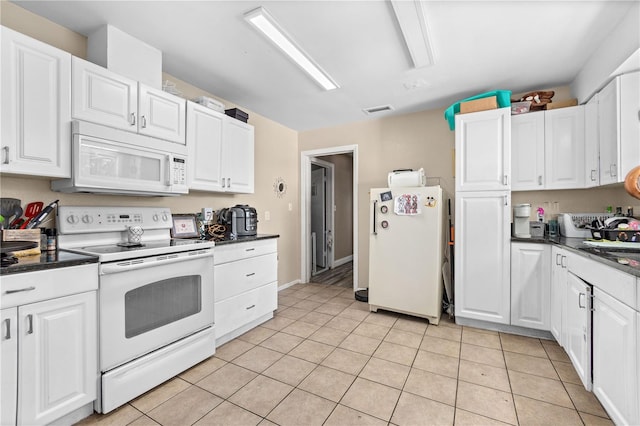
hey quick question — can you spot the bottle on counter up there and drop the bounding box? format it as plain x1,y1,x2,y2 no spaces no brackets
46,228,57,252
40,228,47,251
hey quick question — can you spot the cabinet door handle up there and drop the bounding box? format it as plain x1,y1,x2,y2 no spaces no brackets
561,255,567,268
26,314,33,335
3,318,10,340
245,248,255,252
141,116,147,128
503,175,508,186
246,272,256,277
555,253,562,265
578,292,586,309
2,146,9,164
504,195,508,206
130,113,136,126
246,304,256,310
538,175,542,186
610,164,617,177
227,178,231,188
590,169,597,181
4,286,36,294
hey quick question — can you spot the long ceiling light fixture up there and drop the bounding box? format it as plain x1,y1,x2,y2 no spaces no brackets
244,7,339,91
390,0,436,68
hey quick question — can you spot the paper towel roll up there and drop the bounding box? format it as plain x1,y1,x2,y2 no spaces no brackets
388,168,426,187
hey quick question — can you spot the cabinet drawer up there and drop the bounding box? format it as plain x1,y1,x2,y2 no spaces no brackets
215,282,277,338
569,254,636,310
214,239,277,265
1,264,98,309
214,253,277,302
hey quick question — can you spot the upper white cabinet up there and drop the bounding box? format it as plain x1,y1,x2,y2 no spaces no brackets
544,106,585,189
1,26,71,178
598,72,640,186
510,242,550,330
584,95,600,187
511,112,545,190
455,107,511,192
72,56,186,144
186,101,254,193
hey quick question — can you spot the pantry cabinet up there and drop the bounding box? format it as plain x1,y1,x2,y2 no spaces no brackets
186,101,255,193
598,71,640,186
510,242,550,330
72,56,186,144
214,238,278,345
0,26,71,178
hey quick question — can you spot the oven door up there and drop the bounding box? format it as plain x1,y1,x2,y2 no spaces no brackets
98,249,213,371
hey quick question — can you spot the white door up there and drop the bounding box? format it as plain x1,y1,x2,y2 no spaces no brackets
19,292,97,426
584,95,600,187
311,166,327,273
1,26,71,178
544,106,585,189
455,191,511,324
510,243,550,330
72,56,138,131
511,112,545,190
564,272,592,390
1,307,18,426
550,247,568,346
138,83,186,144
186,102,224,191
455,107,511,192
223,118,254,193
592,288,638,426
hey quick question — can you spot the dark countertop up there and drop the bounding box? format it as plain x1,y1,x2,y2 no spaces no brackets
511,235,640,277
212,234,280,246
0,249,98,276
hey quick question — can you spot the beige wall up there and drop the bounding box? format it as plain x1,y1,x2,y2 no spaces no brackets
321,154,353,261
0,3,301,288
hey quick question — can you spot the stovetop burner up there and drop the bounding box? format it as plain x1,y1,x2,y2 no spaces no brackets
1,253,18,267
117,242,145,248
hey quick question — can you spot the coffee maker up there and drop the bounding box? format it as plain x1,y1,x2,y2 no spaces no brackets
513,204,531,238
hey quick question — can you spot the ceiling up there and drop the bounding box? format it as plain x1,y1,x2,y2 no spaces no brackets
11,1,635,131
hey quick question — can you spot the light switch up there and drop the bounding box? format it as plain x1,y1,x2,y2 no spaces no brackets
288,203,293,211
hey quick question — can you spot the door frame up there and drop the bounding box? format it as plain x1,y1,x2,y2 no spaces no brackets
310,158,335,274
301,145,359,290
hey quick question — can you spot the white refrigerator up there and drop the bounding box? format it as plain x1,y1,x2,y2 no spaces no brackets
368,185,445,325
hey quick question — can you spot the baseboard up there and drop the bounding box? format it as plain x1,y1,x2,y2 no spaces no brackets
333,255,353,267
278,279,300,291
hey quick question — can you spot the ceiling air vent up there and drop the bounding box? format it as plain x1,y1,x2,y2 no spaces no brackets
363,105,394,115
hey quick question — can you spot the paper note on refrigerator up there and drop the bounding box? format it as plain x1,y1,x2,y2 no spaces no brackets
394,194,421,215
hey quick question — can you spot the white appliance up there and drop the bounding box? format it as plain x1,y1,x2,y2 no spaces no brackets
51,121,188,196
514,203,531,238
57,206,215,414
387,168,426,188
368,185,445,325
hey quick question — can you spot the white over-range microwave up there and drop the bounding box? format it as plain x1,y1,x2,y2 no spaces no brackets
52,121,188,196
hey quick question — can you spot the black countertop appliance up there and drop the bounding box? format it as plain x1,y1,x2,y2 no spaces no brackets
218,204,258,238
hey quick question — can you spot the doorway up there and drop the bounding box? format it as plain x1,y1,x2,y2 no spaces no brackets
301,145,359,291
310,159,334,276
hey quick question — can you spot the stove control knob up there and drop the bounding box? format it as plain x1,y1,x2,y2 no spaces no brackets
162,213,169,222
152,214,159,222
66,215,79,224
82,215,93,224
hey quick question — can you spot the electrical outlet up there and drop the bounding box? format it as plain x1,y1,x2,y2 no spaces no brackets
265,211,271,221
288,203,293,211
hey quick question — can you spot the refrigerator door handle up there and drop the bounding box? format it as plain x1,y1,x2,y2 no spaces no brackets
372,200,378,235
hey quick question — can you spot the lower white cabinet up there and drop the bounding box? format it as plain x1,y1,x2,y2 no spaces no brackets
1,291,97,426
214,238,278,345
510,242,550,330
550,246,568,345
592,288,638,426
565,271,592,390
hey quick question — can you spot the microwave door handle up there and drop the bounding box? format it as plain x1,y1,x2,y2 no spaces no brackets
166,155,172,186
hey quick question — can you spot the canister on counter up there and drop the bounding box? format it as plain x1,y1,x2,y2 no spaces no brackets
46,228,57,251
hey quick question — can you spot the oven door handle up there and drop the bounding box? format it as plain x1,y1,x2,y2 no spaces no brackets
100,250,213,275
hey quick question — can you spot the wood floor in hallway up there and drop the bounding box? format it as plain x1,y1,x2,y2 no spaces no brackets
310,261,353,288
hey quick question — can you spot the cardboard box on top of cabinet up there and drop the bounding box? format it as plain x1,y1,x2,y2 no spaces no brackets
545,98,578,110
459,96,498,114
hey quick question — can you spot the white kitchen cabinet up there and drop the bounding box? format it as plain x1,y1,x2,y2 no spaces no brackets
455,107,511,192
1,308,18,426
511,111,545,190
214,238,278,345
593,287,638,426
598,72,640,186
186,101,255,193
1,26,71,178
550,246,568,346
454,191,511,324
565,271,592,390
72,56,186,144
510,242,550,330
544,106,585,189
584,95,600,187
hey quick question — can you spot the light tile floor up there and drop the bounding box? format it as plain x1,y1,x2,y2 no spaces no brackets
78,283,612,426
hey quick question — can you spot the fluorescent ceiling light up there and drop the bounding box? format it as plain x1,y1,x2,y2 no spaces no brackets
244,7,339,91
390,0,436,68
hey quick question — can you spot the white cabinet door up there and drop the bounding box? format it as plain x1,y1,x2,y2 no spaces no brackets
598,77,619,185
72,56,138,131
565,272,592,390
1,26,71,178
511,112,545,191
186,102,224,191
584,95,600,187
510,242,550,330
593,288,638,426
544,106,585,189
455,108,511,192
1,308,18,426
223,118,255,193
18,292,97,426
550,247,568,346
138,83,186,144
455,191,511,324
